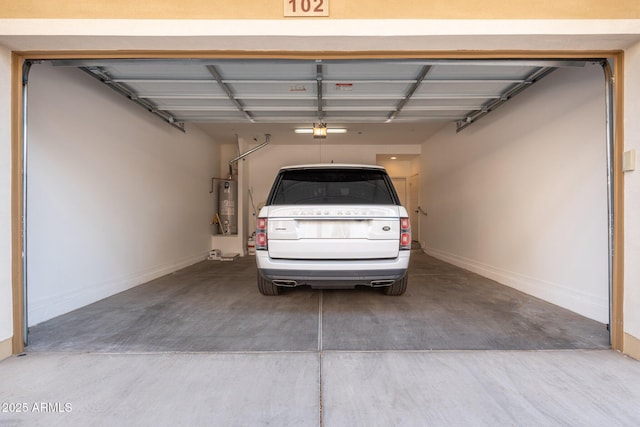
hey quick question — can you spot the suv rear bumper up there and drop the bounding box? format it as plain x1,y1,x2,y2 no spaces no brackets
256,251,409,289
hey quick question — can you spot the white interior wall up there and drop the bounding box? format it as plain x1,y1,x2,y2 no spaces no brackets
0,45,12,346
420,64,609,323
376,155,422,177
410,158,420,176
377,159,413,207
378,159,412,178
624,41,640,342
220,142,238,179
27,64,219,326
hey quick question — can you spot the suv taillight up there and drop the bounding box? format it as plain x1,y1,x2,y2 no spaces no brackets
400,217,411,250
256,218,268,250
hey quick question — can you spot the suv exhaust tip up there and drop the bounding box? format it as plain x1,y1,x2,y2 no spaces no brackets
370,280,395,287
272,279,298,287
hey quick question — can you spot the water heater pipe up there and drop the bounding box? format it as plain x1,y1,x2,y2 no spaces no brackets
228,134,270,177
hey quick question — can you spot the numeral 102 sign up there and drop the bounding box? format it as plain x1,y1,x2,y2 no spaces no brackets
284,0,329,16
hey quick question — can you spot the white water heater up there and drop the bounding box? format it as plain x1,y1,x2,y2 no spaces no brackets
218,180,238,235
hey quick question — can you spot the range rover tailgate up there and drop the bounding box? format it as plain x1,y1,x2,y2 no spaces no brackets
266,205,400,260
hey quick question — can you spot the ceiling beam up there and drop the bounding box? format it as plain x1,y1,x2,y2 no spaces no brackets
80,66,185,132
316,61,324,122
387,65,433,122
456,66,557,132
205,65,254,122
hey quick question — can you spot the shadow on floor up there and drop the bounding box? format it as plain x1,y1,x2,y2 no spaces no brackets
27,252,609,353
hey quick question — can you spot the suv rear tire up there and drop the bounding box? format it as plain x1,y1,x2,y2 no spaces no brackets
382,275,408,296
257,272,281,296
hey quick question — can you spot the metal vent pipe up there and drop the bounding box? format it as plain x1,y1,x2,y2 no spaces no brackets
228,134,271,177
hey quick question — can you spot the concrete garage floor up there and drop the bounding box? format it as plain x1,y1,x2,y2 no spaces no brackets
26,252,609,352
3,253,639,426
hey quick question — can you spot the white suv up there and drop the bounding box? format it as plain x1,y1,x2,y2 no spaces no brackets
255,164,411,295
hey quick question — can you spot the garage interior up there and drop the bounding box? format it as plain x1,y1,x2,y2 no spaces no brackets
23,57,610,352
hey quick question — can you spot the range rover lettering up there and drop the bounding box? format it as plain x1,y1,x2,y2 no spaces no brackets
255,164,411,295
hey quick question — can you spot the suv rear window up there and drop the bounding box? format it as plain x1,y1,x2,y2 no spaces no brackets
267,168,399,205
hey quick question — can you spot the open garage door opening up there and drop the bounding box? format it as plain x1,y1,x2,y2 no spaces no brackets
19,56,614,352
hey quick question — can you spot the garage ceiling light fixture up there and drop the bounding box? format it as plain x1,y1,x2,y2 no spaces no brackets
313,123,327,139
294,124,347,139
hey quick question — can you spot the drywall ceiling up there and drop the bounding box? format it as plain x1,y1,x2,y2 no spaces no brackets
48,58,591,144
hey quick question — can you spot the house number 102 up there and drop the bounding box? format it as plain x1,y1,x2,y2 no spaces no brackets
284,0,329,16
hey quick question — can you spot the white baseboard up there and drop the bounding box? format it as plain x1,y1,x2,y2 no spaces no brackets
625,333,640,361
0,337,12,360
423,247,608,323
28,252,208,326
